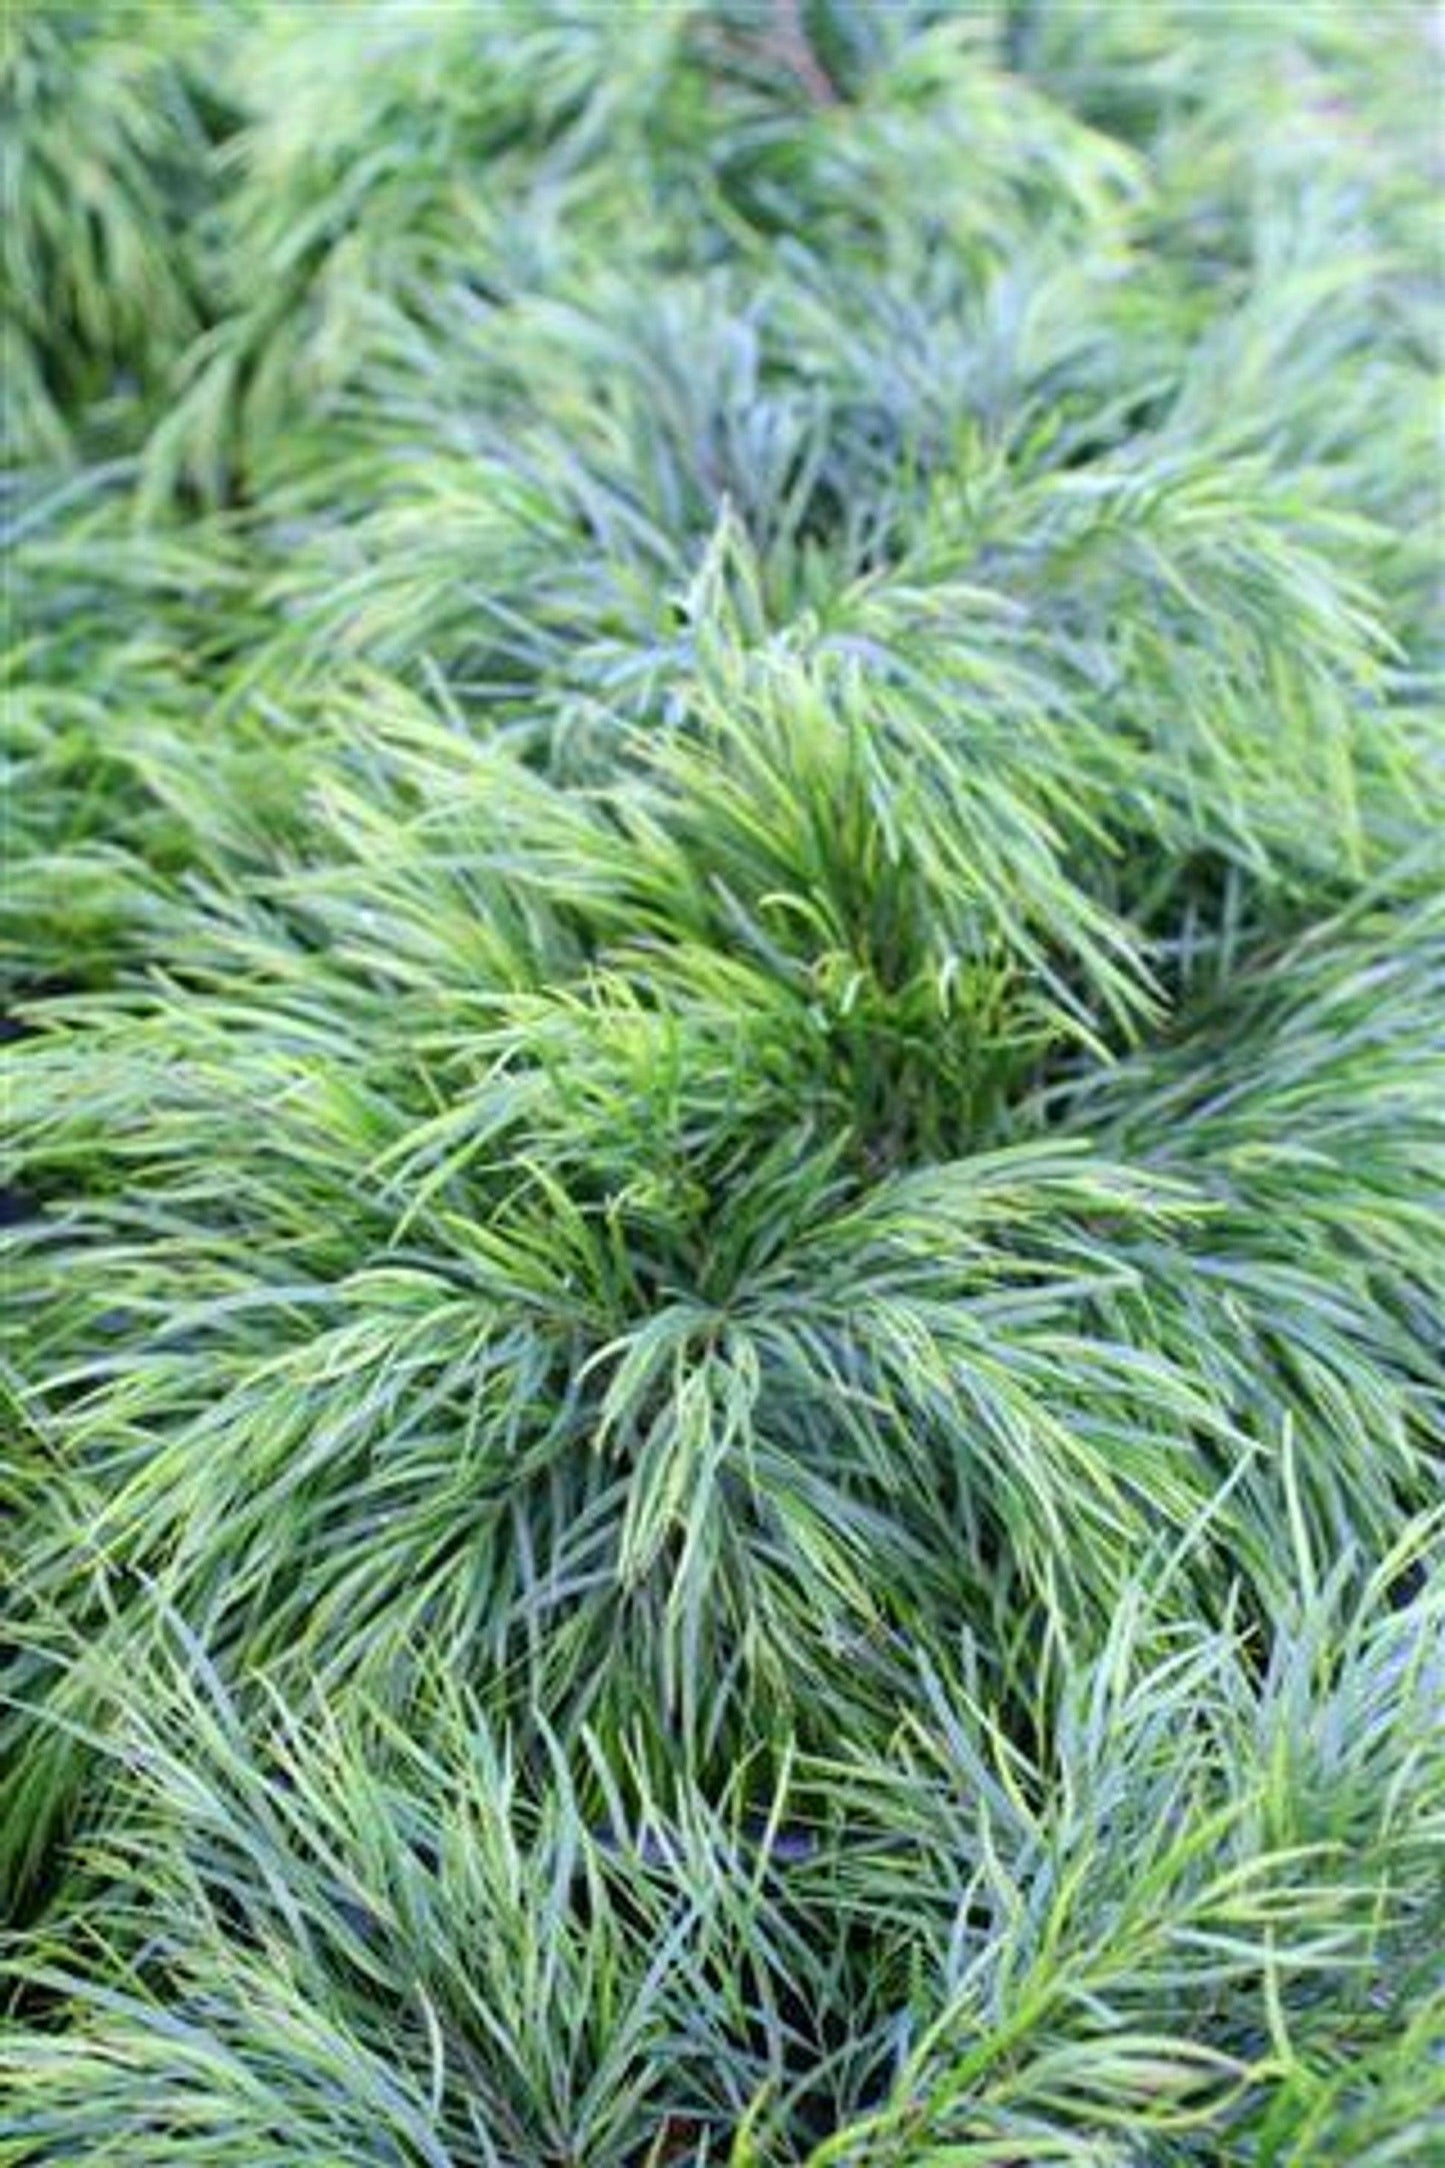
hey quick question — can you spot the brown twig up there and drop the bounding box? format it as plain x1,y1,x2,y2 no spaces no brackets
765,0,843,108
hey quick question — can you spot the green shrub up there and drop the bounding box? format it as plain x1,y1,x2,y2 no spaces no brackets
4,4,1442,2160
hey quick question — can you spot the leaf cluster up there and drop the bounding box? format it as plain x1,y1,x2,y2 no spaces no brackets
3,4,1442,2161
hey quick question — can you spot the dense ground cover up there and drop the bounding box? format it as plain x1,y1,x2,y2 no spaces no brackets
2,3,1443,2161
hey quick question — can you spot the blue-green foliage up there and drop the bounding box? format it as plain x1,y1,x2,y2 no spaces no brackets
3,4,1442,2161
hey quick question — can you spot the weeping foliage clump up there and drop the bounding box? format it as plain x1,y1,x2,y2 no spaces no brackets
2,4,1443,2163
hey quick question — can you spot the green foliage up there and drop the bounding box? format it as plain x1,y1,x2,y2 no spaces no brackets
1,3,219,463
3,3,1442,2161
